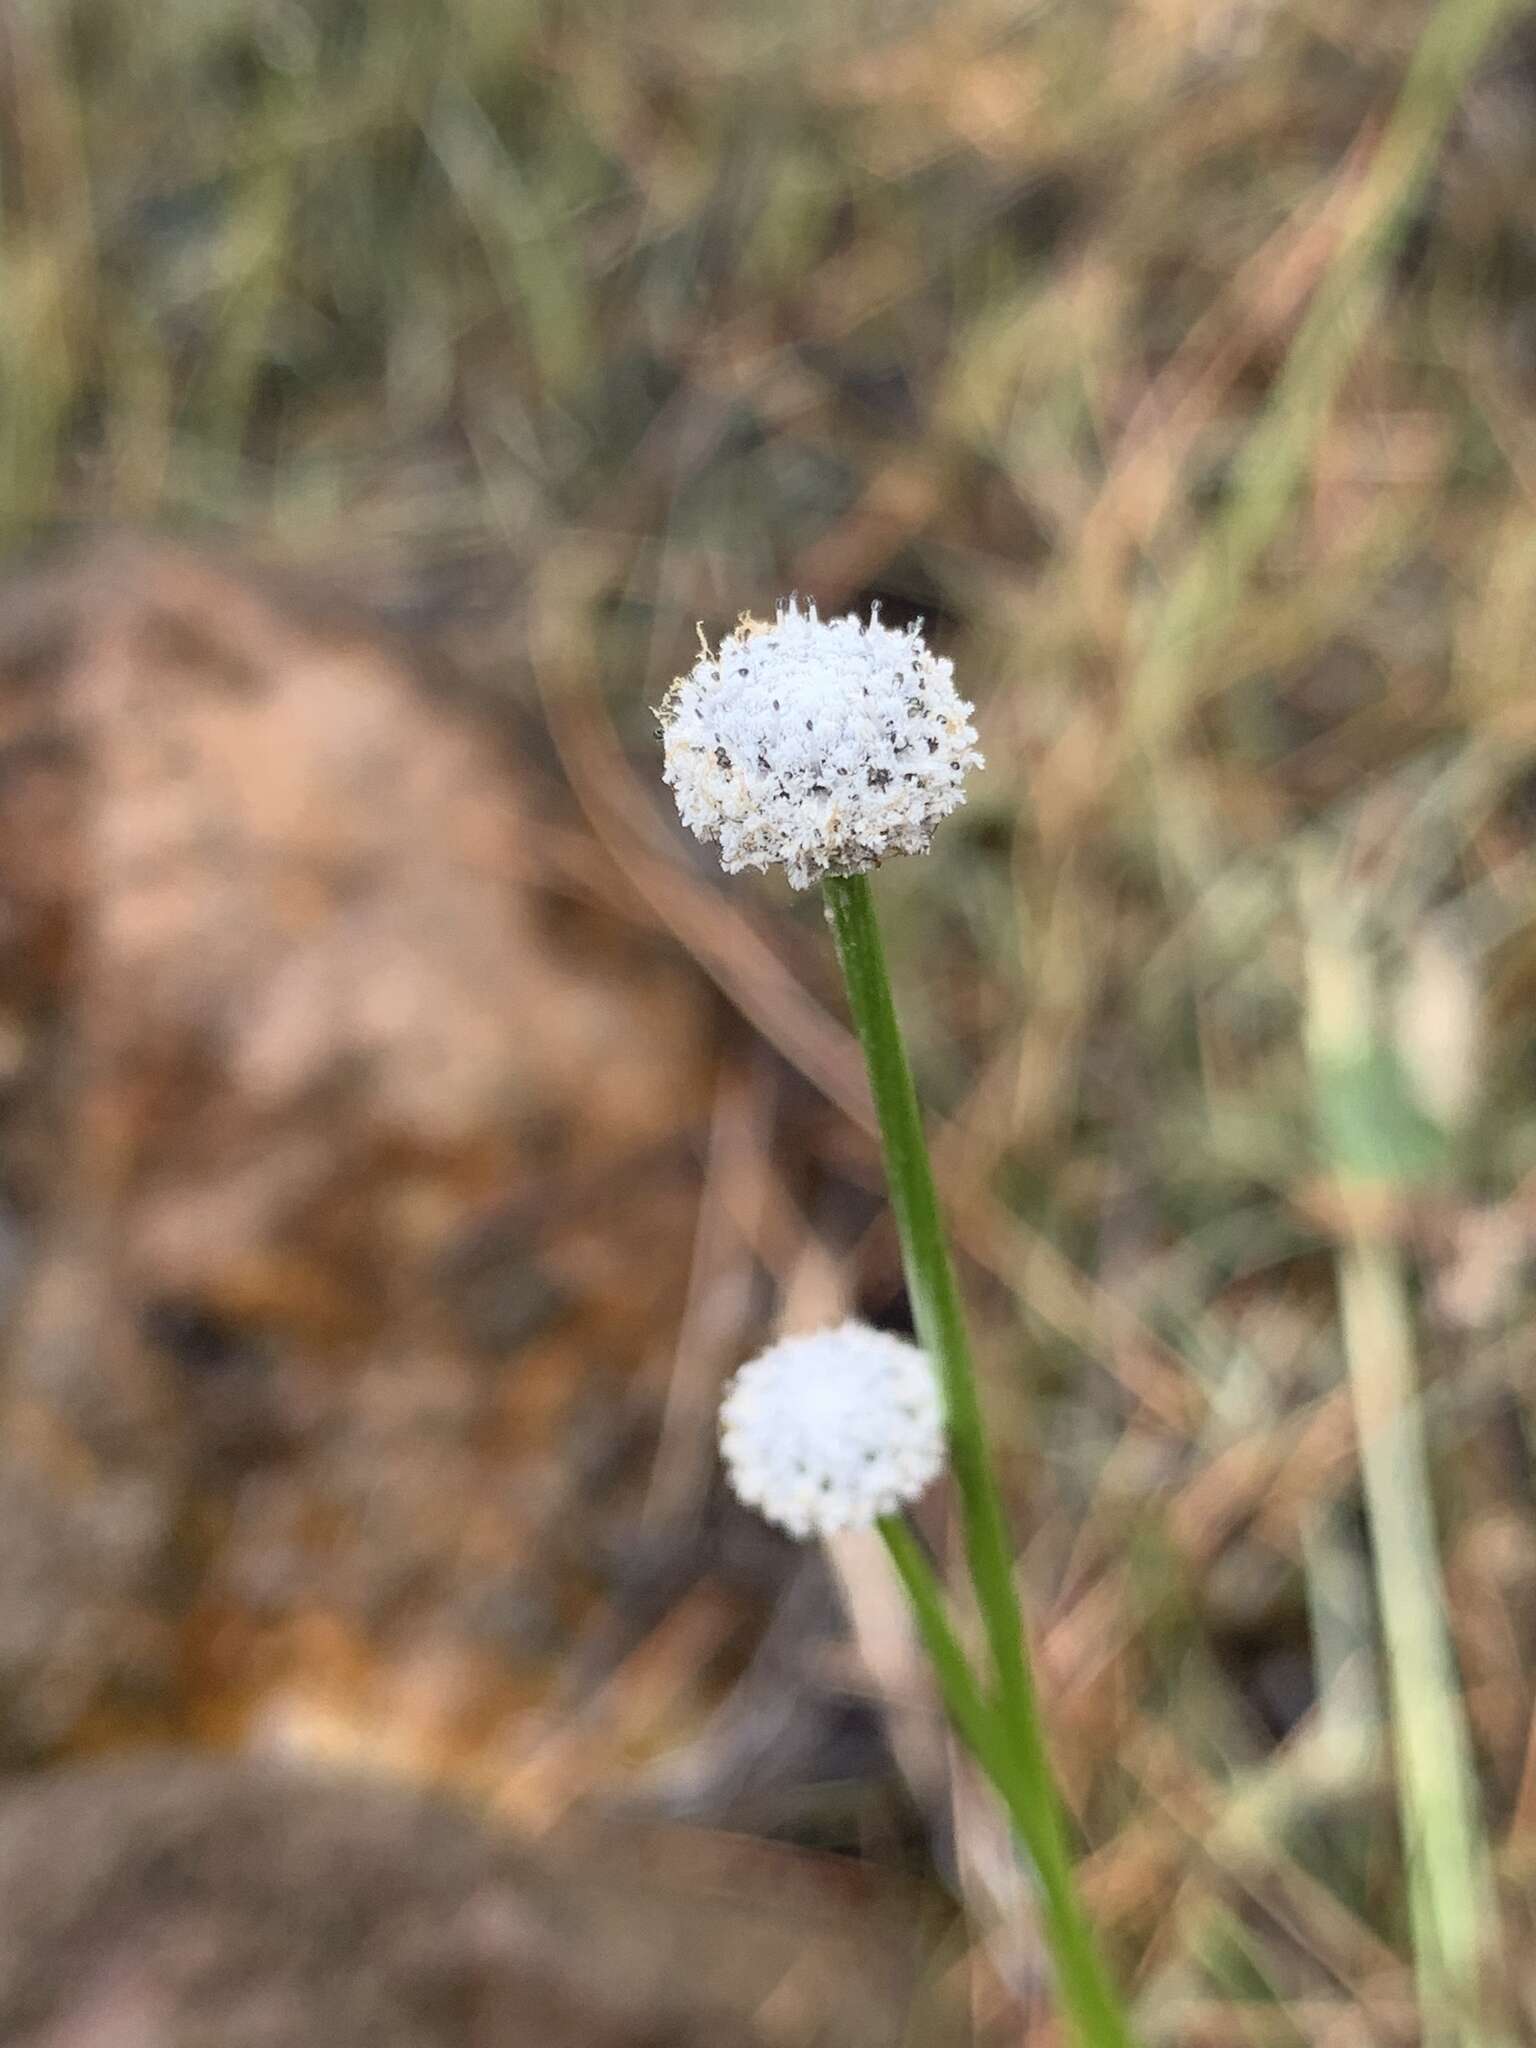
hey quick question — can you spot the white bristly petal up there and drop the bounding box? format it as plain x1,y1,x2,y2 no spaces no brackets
660,601,982,889
719,1321,945,1539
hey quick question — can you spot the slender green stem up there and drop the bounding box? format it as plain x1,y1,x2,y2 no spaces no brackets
824,874,1031,1729
881,1517,1139,2048
824,871,1137,2048
878,1513,1016,1790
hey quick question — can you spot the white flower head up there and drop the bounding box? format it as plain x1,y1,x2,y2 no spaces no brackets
719,1320,945,1538
660,600,982,889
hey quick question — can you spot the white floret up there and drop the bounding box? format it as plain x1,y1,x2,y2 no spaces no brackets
719,1321,945,1538
659,600,982,889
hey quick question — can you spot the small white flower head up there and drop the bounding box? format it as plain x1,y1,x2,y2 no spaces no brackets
659,600,982,889
719,1320,945,1538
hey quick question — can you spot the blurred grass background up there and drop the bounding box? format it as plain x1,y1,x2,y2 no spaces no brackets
7,0,1536,2035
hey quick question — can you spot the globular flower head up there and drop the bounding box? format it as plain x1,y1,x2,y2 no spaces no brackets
659,601,982,889
719,1320,945,1538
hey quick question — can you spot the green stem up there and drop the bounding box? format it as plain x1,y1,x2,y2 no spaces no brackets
824,875,1030,1727
881,1517,1139,2048
878,1513,1015,1788
824,871,1136,2048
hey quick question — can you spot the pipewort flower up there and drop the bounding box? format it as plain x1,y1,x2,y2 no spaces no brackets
659,601,982,889
719,1321,944,1539
666,602,1140,2045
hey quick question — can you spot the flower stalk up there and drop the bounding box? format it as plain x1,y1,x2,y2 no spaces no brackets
827,872,1137,2048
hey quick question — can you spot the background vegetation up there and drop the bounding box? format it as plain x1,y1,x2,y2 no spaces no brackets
6,0,1536,2037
